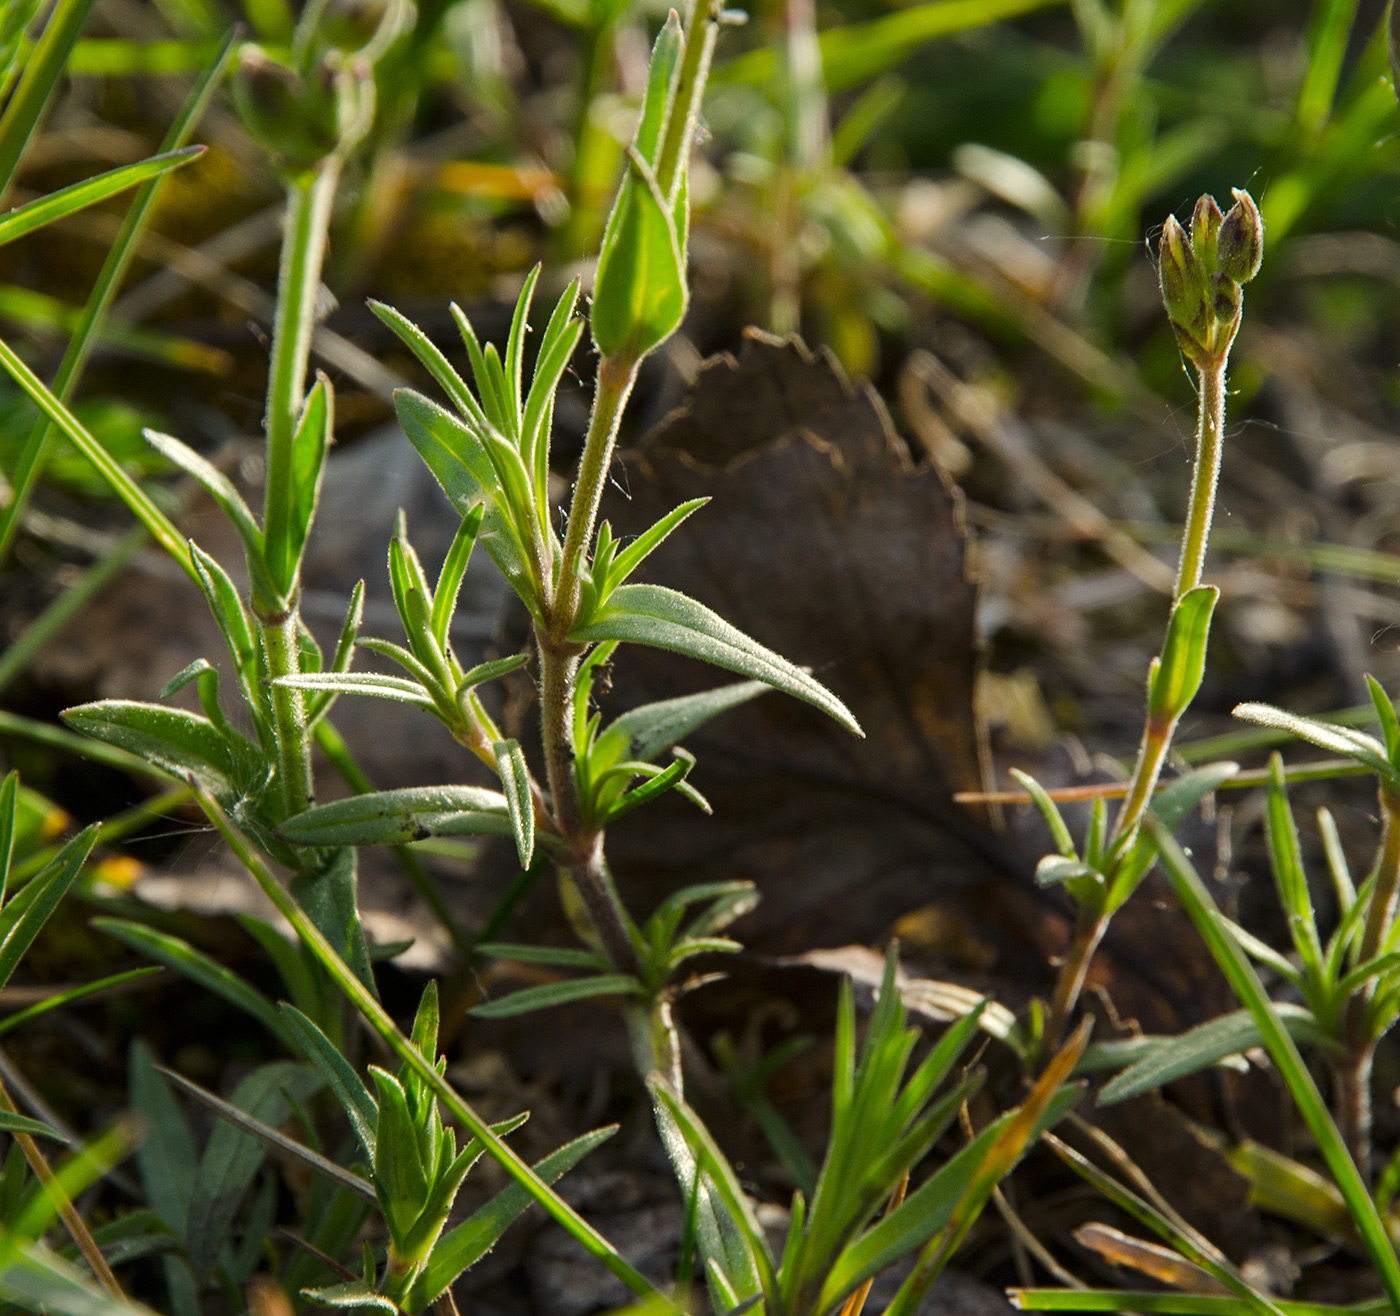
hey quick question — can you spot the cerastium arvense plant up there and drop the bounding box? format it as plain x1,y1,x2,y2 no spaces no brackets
0,0,1100,1309
1012,188,1265,1056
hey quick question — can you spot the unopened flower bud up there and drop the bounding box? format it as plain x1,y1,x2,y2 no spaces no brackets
1217,188,1263,284
1158,213,1211,340
1210,273,1240,328
231,45,339,170
1190,194,1222,271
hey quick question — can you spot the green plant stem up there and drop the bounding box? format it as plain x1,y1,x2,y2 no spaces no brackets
263,609,314,820
1045,908,1106,1055
0,525,146,699
536,352,643,977
1333,1045,1375,1186
551,353,639,632
255,161,341,825
0,1073,123,1300
262,164,339,574
191,782,676,1312
1044,351,1230,1054
1175,358,1227,597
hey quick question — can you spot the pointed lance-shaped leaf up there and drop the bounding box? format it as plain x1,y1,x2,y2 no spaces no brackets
569,584,862,737
280,785,514,848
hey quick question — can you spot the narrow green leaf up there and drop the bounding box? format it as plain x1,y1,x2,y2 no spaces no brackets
63,701,235,798
471,975,642,1019
1232,703,1393,779
570,584,861,737
158,1066,375,1203
92,918,295,1049
411,1125,618,1307
0,338,193,577
1099,1005,1333,1105
279,1004,378,1161
0,148,205,249
504,265,540,429
0,1111,66,1141
493,739,535,869
431,507,484,651
270,372,333,597
369,301,490,434
280,785,513,848
1263,754,1325,984
458,653,530,695
185,1062,322,1281
477,943,611,969
0,966,161,1041
1368,675,1400,764
0,772,17,903
603,498,709,597
0,827,97,992
1009,769,1076,858
274,671,436,708
1035,856,1100,887
1149,586,1218,725
130,1039,197,1237
370,1067,428,1242
301,1280,399,1312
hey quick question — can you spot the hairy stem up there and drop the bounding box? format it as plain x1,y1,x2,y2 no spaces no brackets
551,353,639,632
255,162,340,825
1334,1045,1375,1185
1044,908,1106,1056
262,163,339,563
1175,357,1227,597
263,608,314,821
1046,351,1230,1052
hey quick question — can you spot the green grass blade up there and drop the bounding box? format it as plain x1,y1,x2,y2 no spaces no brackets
1147,818,1400,1310
0,148,203,248
0,826,97,992
0,27,236,567
91,917,296,1049
0,966,160,1040
0,0,99,198
1009,1291,1384,1315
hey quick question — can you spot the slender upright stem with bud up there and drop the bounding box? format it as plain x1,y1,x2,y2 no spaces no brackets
1040,190,1262,1059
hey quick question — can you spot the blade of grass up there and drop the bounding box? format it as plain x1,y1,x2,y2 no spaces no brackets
189,779,680,1312
1010,1292,1389,1315
1146,818,1400,1310
0,149,204,248
0,335,193,578
0,0,99,200
0,28,236,566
